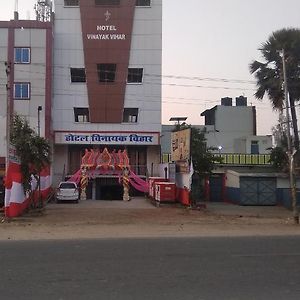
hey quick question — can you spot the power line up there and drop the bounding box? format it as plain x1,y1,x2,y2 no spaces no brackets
0,60,257,85
2,61,298,108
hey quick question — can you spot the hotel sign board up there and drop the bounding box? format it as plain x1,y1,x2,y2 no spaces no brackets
171,128,191,162
86,24,127,41
55,131,160,146
80,3,135,123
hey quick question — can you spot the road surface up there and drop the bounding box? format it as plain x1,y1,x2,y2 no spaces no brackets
1,236,300,300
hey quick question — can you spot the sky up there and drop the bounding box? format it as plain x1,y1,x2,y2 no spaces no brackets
1,0,300,135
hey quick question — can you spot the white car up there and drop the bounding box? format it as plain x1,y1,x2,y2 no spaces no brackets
56,181,79,203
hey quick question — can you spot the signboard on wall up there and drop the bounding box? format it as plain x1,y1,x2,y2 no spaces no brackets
54,131,160,146
79,2,136,123
171,128,191,162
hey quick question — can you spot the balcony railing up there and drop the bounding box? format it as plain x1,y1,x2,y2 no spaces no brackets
217,153,271,165
161,153,271,166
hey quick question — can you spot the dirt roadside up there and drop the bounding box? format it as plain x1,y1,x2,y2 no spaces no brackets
0,199,299,240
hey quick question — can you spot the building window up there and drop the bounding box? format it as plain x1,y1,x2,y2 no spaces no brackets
123,108,138,123
14,48,30,64
14,83,30,100
97,64,116,83
136,0,151,6
95,0,120,5
64,0,79,6
127,68,143,83
74,108,90,122
70,68,86,83
251,140,259,154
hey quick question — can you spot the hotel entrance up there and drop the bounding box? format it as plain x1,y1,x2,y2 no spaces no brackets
68,145,148,177
95,178,123,200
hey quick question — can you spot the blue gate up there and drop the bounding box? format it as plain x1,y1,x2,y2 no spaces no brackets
240,177,276,205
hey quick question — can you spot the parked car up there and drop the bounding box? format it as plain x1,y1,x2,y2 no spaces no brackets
56,181,79,203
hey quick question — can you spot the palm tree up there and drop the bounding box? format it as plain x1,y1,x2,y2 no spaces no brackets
250,28,300,151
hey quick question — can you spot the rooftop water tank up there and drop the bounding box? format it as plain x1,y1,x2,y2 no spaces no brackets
236,96,247,106
221,97,232,106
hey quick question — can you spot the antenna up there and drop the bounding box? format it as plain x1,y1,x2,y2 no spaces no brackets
14,0,19,20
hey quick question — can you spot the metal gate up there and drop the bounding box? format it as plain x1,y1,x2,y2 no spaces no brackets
209,175,223,202
240,177,276,205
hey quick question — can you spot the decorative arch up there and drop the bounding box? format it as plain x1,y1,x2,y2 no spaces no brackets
77,147,148,200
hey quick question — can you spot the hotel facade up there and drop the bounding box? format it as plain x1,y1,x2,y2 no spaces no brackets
52,0,162,198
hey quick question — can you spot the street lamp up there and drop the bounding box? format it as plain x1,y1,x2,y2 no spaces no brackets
218,145,223,156
37,105,42,136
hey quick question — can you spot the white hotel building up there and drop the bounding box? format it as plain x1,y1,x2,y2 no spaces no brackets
52,0,162,198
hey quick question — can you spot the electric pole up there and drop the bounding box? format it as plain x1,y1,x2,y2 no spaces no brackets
5,61,11,172
282,49,299,224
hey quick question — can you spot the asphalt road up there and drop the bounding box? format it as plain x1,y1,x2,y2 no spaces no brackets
1,236,300,300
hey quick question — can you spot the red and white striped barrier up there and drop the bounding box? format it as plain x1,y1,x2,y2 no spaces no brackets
4,162,51,218
40,165,52,199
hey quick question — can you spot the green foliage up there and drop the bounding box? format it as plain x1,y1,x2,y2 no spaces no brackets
250,28,300,109
175,125,222,175
268,147,288,172
190,127,222,175
272,115,288,148
250,28,300,150
10,115,51,194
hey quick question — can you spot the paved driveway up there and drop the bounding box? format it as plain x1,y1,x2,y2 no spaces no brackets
206,202,292,219
1,197,298,241
50,196,156,209
50,197,293,219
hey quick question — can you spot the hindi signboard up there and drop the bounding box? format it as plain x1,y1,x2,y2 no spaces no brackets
55,131,160,146
170,128,191,162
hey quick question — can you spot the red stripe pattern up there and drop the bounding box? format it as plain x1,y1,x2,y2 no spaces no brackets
4,162,51,218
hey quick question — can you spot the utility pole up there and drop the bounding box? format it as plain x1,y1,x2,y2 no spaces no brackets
37,106,42,208
282,49,299,224
5,61,11,173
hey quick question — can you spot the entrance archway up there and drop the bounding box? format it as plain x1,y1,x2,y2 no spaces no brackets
69,148,149,200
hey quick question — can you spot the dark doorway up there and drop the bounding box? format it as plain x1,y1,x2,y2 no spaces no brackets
95,178,123,200
209,174,223,202
99,185,123,200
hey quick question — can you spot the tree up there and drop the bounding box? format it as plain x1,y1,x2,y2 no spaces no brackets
190,127,222,175
172,125,222,204
249,28,300,151
268,147,288,172
173,124,221,175
10,115,51,198
272,114,288,148
269,116,289,171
